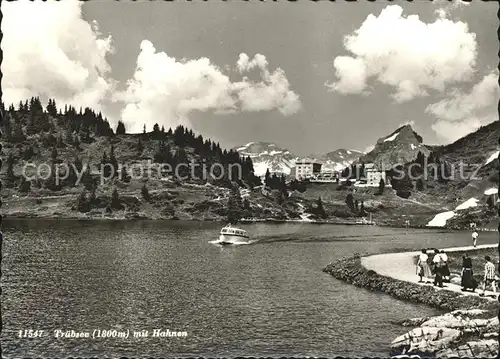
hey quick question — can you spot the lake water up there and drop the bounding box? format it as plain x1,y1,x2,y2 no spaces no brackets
2,219,498,357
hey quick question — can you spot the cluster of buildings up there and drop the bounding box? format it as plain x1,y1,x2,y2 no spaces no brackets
289,159,387,187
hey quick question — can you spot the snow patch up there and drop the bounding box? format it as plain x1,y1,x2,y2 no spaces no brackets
410,144,416,150
269,150,283,155
485,151,499,165
384,132,399,142
455,198,479,211
347,150,352,155
484,188,498,196
426,211,456,227
254,162,269,177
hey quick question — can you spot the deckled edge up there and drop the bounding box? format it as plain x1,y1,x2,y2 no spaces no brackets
1,0,4,357
497,0,500,351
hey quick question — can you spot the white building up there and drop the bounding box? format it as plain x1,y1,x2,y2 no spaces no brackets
365,163,387,187
292,159,322,180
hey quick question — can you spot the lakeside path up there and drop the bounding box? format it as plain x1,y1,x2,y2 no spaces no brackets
362,244,499,300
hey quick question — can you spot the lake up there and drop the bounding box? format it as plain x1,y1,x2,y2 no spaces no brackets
2,219,497,357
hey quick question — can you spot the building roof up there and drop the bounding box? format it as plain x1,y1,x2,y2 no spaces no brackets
295,157,322,165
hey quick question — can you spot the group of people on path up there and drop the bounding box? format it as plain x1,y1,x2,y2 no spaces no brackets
416,247,497,297
416,249,450,287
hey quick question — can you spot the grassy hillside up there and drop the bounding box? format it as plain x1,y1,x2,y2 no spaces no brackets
2,98,497,228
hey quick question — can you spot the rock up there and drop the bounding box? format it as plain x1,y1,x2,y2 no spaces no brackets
436,339,498,358
482,332,498,339
420,311,493,331
391,326,462,355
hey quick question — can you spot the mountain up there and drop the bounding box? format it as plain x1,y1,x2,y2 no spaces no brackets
357,124,430,169
318,149,364,172
234,142,298,177
235,141,363,176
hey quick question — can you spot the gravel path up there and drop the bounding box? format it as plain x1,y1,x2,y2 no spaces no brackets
362,244,499,300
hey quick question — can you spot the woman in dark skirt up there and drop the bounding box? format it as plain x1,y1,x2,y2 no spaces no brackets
440,250,450,282
461,253,477,291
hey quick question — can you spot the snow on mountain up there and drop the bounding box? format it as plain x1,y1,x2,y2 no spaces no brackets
484,188,498,196
384,132,399,142
318,149,364,172
357,124,430,169
234,142,298,177
485,150,499,165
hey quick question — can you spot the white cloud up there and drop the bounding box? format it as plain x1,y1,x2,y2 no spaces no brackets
431,118,483,143
327,5,477,103
326,56,367,94
1,1,114,114
427,70,499,143
115,41,301,133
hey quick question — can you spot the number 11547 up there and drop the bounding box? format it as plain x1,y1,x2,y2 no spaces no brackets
18,330,45,338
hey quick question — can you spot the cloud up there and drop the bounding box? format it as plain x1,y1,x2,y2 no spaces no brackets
115,41,301,133
427,70,499,143
1,1,115,114
327,5,477,103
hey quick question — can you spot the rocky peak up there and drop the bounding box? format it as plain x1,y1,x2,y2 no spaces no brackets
358,124,429,169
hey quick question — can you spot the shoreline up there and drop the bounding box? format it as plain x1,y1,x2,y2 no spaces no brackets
323,245,499,357
4,211,498,233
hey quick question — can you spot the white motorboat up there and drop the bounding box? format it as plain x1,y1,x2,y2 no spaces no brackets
218,224,249,245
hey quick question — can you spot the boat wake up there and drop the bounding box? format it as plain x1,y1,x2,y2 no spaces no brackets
209,238,259,246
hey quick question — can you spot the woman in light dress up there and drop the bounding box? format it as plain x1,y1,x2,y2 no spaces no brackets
417,249,432,283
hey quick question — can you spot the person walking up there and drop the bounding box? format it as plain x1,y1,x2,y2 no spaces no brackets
440,250,450,282
472,230,478,248
479,256,497,297
432,249,444,288
461,253,477,292
417,249,432,283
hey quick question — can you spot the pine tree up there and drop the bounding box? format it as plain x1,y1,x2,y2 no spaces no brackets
141,184,150,201
6,153,16,185
89,186,97,207
416,178,424,191
45,163,63,191
316,196,327,219
73,135,80,149
111,188,123,210
51,147,58,162
116,121,126,135
57,133,65,148
137,137,144,154
76,190,90,212
109,145,119,177
22,146,35,161
121,166,131,183
487,196,495,209
81,166,95,191
19,176,31,193
360,201,367,216
143,124,146,134
264,169,271,188
378,178,385,195
345,192,354,210
226,185,243,224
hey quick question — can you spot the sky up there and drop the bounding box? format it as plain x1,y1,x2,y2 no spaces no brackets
2,0,498,156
